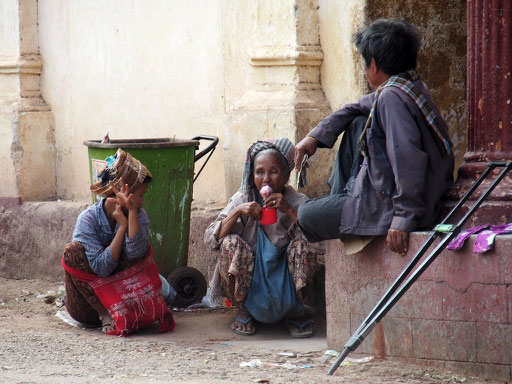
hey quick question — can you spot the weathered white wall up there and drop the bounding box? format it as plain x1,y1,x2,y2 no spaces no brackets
38,0,226,203
318,0,367,110
0,0,56,201
222,0,333,198
32,0,465,205
36,0,349,204
0,1,20,199
222,0,312,196
0,1,20,56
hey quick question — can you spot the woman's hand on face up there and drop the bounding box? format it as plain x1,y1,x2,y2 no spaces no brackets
109,177,136,211
236,202,262,220
112,204,128,228
264,193,292,214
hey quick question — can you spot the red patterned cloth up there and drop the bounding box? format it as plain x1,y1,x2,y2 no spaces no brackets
62,246,175,336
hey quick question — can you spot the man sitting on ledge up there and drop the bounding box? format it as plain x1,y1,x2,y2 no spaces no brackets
295,19,455,255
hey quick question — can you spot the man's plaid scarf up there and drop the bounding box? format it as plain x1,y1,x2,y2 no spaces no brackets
358,69,452,158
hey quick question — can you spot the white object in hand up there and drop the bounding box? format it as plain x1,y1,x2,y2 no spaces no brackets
260,185,273,198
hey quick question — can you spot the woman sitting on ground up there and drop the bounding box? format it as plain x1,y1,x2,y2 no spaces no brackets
63,152,174,333
205,138,324,338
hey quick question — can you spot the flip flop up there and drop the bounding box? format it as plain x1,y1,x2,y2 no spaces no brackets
101,323,115,334
286,319,314,338
232,316,256,336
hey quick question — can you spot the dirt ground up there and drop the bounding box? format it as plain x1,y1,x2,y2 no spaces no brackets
0,277,505,384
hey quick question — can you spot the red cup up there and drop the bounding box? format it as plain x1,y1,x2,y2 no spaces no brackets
260,206,277,225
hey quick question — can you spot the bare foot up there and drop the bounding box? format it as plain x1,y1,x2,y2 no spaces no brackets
231,311,255,336
286,317,314,338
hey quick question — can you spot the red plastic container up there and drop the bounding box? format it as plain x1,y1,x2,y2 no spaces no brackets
260,207,277,225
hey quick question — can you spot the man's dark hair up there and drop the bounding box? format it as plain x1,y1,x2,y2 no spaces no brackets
354,19,421,75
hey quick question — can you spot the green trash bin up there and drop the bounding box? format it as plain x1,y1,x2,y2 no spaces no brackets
84,136,218,280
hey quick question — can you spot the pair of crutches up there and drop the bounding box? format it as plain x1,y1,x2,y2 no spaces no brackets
328,161,512,375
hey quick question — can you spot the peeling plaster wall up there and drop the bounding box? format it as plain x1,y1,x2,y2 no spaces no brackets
0,0,56,201
366,0,467,170
0,103,19,200
318,0,367,111
221,1,301,196
318,0,466,191
17,112,56,200
38,0,226,203
0,0,22,199
0,0,20,56
222,0,331,198
35,0,466,204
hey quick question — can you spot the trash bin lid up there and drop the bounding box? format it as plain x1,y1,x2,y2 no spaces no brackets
84,138,199,149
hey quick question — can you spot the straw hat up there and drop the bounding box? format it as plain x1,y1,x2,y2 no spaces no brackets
90,148,152,198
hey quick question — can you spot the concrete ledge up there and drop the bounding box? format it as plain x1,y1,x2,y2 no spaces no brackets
0,201,88,280
0,200,221,282
325,233,512,381
187,206,222,281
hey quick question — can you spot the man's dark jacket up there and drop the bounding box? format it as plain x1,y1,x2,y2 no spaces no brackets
308,80,454,235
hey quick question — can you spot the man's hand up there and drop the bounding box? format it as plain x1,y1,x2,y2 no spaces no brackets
386,229,409,256
294,137,318,172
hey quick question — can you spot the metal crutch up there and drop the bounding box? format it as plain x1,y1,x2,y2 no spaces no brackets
328,161,512,375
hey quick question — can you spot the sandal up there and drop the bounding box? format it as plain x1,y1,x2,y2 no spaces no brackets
99,312,114,334
101,323,115,334
286,319,314,338
231,315,256,336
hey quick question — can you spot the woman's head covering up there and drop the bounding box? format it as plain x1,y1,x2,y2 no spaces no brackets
90,148,152,198
239,138,296,194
